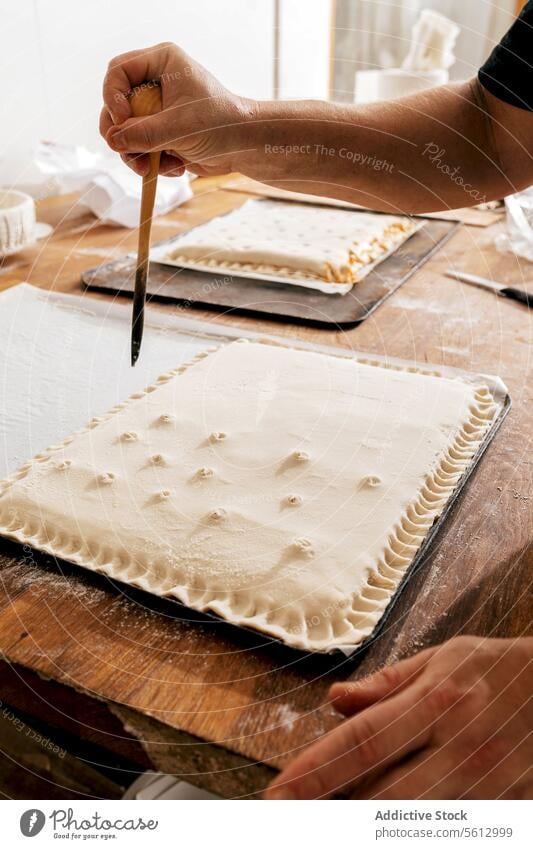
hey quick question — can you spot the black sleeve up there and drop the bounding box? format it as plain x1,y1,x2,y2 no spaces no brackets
478,1,533,110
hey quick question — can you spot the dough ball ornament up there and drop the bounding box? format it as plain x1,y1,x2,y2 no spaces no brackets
208,508,227,522
195,466,215,480
121,431,138,442
209,431,227,442
98,472,115,485
359,474,382,488
291,537,315,559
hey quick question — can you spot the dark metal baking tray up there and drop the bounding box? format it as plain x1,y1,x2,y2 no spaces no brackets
81,219,459,328
179,336,511,659
4,323,509,661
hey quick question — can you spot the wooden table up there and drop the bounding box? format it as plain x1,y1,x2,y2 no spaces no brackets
0,178,531,799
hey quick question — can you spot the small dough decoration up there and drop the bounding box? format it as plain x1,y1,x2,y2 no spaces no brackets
210,431,227,442
121,431,138,442
359,475,382,489
98,472,115,485
286,494,303,507
208,508,227,522
195,466,214,479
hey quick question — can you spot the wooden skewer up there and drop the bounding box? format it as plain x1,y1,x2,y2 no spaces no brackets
129,81,162,366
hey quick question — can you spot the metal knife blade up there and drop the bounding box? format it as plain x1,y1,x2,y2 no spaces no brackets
446,269,532,308
445,270,503,294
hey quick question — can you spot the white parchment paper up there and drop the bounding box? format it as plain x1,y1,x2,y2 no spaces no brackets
0,284,223,477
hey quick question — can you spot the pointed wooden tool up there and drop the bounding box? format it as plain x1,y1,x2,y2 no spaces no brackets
129,81,162,366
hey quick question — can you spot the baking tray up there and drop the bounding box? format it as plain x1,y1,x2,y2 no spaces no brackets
0,293,510,659
81,218,459,328
152,329,509,659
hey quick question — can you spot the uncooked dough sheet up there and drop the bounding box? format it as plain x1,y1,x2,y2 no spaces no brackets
152,199,420,294
0,339,497,652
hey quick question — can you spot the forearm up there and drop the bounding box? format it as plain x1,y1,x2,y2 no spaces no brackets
102,44,533,207
235,79,520,214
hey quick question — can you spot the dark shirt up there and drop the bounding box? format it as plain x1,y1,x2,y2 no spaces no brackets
478,1,533,110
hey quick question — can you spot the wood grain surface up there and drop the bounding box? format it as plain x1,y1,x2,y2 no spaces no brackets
0,176,531,798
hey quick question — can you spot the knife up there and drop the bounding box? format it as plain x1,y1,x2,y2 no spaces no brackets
446,270,532,307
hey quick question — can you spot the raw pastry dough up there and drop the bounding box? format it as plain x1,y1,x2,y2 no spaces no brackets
0,341,497,652
165,199,418,284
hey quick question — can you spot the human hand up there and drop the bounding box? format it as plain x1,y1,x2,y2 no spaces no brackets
100,42,253,177
265,636,533,799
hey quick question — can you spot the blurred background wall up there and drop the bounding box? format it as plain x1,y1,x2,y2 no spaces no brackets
0,0,521,190
331,0,517,100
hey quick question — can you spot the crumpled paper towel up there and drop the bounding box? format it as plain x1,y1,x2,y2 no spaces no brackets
402,10,460,73
496,188,533,262
35,141,192,227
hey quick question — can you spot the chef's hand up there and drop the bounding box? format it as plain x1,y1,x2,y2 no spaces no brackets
100,42,252,177
265,636,533,799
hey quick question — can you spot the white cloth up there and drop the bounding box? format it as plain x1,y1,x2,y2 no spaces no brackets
35,141,192,228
